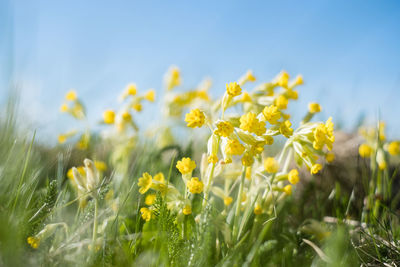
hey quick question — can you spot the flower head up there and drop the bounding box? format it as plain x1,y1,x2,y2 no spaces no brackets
182,204,192,215
65,90,77,101
254,204,263,215
176,157,196,175
225,139,245,155
166,66,181,90
27,236,40,249
275,95,288,110
263,105,281,125
185,109,205,128
214,121,234,137
145,194,156,206
283,185,292,195
145,89,156,102
224,196,233,206
140,207,152,221
308,102,322,113
359,144,372,158
264,157,279,173
280,120,293,138
240,112,266,136
187,177,204,194
226,82,242,97
276,71,290,88
311,164,322,175
103,110,115,124
325,152,335,163
388,141,400,156
138,172,152,194
288,169,299,185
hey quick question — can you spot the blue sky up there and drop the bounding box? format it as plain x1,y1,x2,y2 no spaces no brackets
1,0,400,140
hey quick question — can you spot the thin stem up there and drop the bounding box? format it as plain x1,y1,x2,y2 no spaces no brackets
202,162,216,208
92,198,98,243
233,166,247,241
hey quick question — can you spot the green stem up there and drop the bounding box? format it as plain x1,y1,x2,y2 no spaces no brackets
92,198,98,243
202,162,216,208
233,166,247,241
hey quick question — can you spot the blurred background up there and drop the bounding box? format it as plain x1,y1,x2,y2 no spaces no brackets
1,0,399,141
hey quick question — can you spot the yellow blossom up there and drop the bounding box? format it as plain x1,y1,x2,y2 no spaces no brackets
276,95,288,109
241,153,254,166
166,67,181,90
311,164,322,175
27,236,40,249
294,75,303,86
246,167,252,180
185,109,205,128
276,71,290,88
140,207,152,221
325,153,335,163
226,82,242,97
103,110,115,124
121,111,132,122
379,121,386,141
240,112,266,136
262,105,281,125
132,103,142,112
388,141,400,156
225,139,245,155
287,89,299,100
60,103,69,112
94,161,107,172
176,157,196,175
182,204,192,215
187,177,204,194
145,89,156,102
145,194,156,206
283,185,292,195
359,144,372,158
264,157,279,173
153,172,165,183
224,196,233,206
241,91,252,102
208,154,218,164
124,84,137,97
280,120,293,138
308,102,322,113
265,136,274,145
288,169,299,185
254,204,263,215
378,161,387,170
58,134,67,144
214,121,234,137
65,90,77,101
138,172,152,194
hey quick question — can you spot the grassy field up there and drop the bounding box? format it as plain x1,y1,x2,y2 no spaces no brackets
1,69,400,266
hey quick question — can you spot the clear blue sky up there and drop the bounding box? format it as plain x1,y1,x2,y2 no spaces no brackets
1,0,400,140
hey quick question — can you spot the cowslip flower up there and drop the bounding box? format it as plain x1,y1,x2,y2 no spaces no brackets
254,204,263,215
27,236,40,249
241,153,254,166
103,110,115,124
262,105,281,125
288,169,299,185
359,144,372,158
311,163,322,175
153,172,165,183
166,66,181,90
145,194,156,206
176,157,196,175
276,71,289,88
308,102,322,113
224,196,233,206
140,207,152,221
264,157,279,173
388,141,400,156
65,90,77,101
275,95,288,110
214,121,234,137
187,177,204,194
280,120,293,138
225,139,245,155
240,112,266,136
132,103,142,112
226,82,242,97
138,172,152,194
325,152,335,163
207,154,218,164
60,103,69,112
283,185,292,195
182,204,192,215
185,109,205,128
145,89,156,102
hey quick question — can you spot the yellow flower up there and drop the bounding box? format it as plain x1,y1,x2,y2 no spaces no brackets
378,161,387,170
140,207,152,221
138,172,152,194
27,236,40,249
283,185,292,195
240,112,266,136
388,141,400,156
294,75,303,86
65,90,77,101
262,105,281,125
226,82,242,97
121,111,132,122
241,153,254,166
58,134,67,144
145,194,156,206
103,110,115,124
207,154,218,164
276,71,290,88
166,66,181,90
311,164,322,175
60,103,69,112
176,157,196,175
325,152,335,163
313,119,335,151
308,102,322,113
276,95,288,109
286,89,298,100
288,169,299,185
214,121,234,137
94,161,107,172
224,196,233,206
153,172,165,183
379,121,386,141
241,91,252,102
264,157,279,173
265,136,274,145
359,144,372,158
132,103,142,112
246,167,252,180
280,120,293,138
145,89,156,102
254,204,263,215
187,177,204,194
225,139,245,155
182,204,192,215
124,84,137,97
246,70,256,82
185,109,205,128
